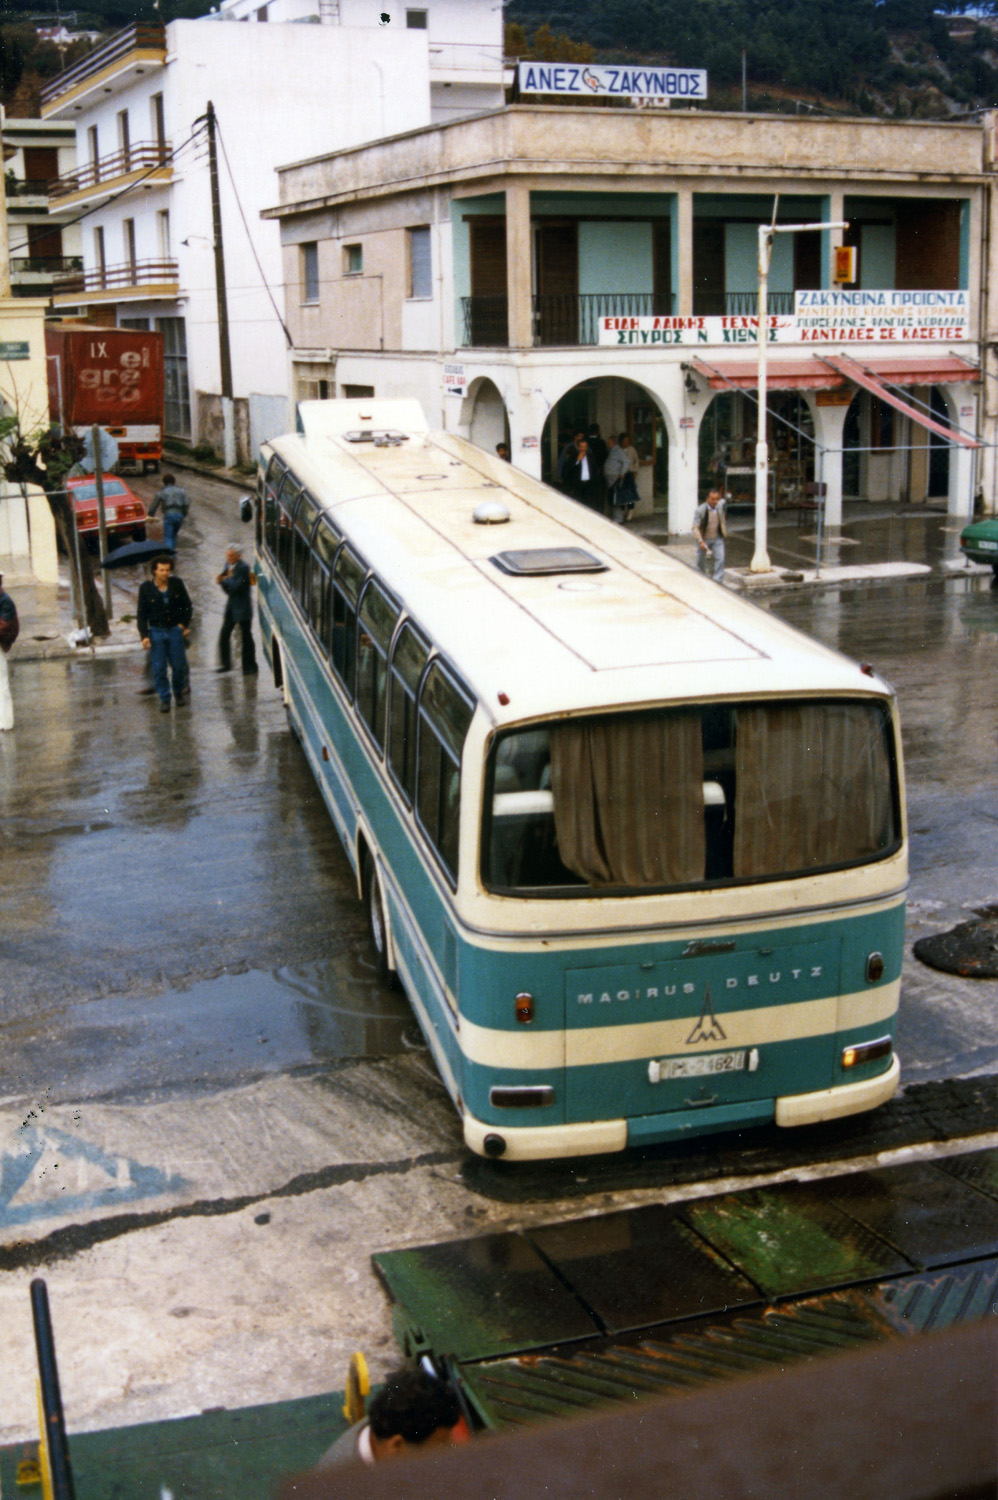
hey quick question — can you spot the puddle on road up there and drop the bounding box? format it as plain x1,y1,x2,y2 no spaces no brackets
15,950,425,1102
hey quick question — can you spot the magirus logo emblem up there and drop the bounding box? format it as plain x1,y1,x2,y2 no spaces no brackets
686,983,727,1045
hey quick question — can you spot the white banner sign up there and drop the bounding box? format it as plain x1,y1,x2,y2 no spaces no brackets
518,62,707,101
599,290,969,347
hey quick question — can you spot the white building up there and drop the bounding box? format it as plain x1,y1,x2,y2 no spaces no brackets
39,2,506,462
264,105,995,532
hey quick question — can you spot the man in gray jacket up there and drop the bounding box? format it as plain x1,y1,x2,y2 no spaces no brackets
216,542,258,675
692,488,728,582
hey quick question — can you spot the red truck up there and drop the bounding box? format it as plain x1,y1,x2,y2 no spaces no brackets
45,326,165,473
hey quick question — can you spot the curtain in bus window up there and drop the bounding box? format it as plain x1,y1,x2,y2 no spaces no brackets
550,712,705,887
732,703,894,878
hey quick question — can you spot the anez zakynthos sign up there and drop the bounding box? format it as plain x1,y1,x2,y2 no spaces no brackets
518,62,707,101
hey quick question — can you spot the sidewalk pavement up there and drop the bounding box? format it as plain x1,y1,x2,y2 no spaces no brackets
5,469,991,663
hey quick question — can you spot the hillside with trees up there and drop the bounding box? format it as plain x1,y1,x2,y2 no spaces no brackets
2,0,998,117
506,0,998,117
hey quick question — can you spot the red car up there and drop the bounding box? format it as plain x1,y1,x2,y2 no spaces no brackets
67,475,148,550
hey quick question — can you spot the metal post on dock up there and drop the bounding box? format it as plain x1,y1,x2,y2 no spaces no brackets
30,1278,76,1500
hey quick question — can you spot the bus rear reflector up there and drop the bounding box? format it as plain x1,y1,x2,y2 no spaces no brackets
489,1086,555,1109
842,1035,893,1069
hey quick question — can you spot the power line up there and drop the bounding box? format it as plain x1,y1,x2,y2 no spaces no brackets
214,110,293,350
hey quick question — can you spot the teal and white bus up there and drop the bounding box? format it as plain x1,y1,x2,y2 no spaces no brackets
249,398,906,1162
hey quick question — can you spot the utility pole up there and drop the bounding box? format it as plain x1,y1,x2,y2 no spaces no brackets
0,106,11,298
751,212,848,573
204,101,235,466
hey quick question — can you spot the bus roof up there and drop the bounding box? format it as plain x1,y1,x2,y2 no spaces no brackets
264,401,889,726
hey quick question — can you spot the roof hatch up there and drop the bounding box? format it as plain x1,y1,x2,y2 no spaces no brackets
491,547,608,577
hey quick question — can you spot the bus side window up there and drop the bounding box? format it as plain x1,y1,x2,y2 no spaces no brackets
387,623,430,804
263,456,285,558
292,490,320,607
331,546,365,698
415,661,474,880
310,517,339,656
356,578,400,750
276,475,299,582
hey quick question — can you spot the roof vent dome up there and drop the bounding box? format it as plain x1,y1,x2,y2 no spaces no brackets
473,499,512,525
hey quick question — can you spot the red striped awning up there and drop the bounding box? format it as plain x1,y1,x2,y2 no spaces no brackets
844,355,979,388
690,358,844,391
690,353,979,393
817,354,981,448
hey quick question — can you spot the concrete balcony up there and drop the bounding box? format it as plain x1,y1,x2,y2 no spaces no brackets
11,255,84,290
48,142,173,211
52,257,179,306
40,24,167,119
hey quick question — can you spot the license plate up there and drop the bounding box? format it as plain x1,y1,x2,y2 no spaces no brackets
976,539,998,552
650,1049,748,1082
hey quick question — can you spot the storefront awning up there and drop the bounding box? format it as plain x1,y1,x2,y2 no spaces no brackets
690,357,843,391
846,355,980,388
817,354,981,448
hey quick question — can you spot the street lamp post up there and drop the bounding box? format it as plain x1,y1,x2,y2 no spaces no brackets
751,218,848,573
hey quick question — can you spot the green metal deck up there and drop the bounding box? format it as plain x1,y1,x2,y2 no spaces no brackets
373,1148,998,1430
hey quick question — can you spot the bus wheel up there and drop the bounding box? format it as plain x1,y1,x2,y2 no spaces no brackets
364,854,397,988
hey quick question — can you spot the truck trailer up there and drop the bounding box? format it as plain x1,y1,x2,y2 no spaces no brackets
46,327,165,473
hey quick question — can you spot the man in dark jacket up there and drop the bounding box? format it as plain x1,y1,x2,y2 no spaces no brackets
216,542,257,675
137,556,192,711
317,1366,461,1468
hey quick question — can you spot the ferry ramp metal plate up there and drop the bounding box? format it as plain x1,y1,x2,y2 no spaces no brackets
372,1149,998,1429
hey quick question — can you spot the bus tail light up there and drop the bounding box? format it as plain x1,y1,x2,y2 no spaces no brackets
489,1086,555,1109
866,952,885,982
842,1035,893,1070
515,992,535,1024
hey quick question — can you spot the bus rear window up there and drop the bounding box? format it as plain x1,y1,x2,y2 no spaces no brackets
483,700,900,895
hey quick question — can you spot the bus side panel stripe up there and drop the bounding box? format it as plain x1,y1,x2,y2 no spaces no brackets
458,983,899,1071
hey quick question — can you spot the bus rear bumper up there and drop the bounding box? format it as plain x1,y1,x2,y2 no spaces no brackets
775,1054,900,1127
463,1114,628,1162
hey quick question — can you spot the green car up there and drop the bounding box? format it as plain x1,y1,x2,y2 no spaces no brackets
960,517,998,574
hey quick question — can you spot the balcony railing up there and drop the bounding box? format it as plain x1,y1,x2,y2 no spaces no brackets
4,176,55,198
428,41,505,73
49,142,172,199
695,291,798,317
54,257,178,295
40,23,166,108
11,256,83,275
462,294,508,346
535,292,674,345
461,292,676,348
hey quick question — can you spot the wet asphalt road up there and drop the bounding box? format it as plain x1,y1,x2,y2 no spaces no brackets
0,473,419,1107
0,485,996,1107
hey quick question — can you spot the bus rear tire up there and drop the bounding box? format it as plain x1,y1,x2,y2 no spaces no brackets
364,854,398,988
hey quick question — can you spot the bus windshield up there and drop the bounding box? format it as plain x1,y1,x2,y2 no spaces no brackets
483,698,900,896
